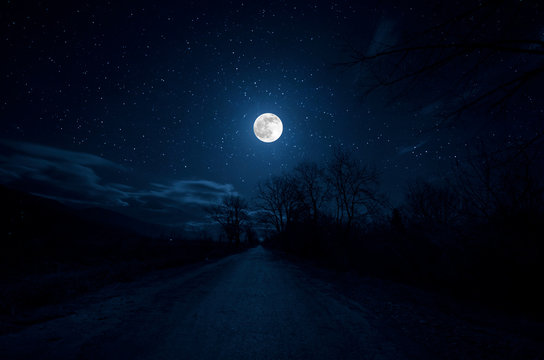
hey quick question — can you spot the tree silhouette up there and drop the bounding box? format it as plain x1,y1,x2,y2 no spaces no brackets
390,208,405,234
326,147,381,234
404,179,462,228
257,175,300,233
453,138,544,222
346,0,544,127
205,195,248,246
292,161,329,223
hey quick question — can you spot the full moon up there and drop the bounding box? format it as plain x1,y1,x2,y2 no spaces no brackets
253,113,283,143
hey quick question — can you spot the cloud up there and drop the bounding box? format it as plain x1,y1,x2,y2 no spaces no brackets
354,19,396,88
0,140,127,206
116,180,236,227
366,19,396,56
0,140,236,226
397,139,429,155
1,139,117,167
148,180,236,205
417,101,443,116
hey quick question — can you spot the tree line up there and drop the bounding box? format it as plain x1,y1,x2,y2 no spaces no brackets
207,138,544,316
205,0,544,314
206,146,384,245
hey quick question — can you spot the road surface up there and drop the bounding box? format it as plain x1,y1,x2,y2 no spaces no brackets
0,246,542,359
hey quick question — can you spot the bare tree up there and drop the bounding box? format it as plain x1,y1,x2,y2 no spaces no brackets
345,0,544,127
453,138,544,222
256,175,301,233
404,180,462,228
326,148,381,233
205,195,248,246
292,161,329,223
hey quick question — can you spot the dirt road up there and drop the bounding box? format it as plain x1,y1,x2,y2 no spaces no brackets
0,246,541,359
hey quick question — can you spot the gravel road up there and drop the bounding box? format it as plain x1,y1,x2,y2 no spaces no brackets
1,246,542,359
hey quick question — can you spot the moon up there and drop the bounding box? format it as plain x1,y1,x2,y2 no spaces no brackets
253,113,283,143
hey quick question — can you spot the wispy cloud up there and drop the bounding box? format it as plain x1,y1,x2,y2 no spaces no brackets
0,140,127,206
366,19,396,56
1,139,118,167
0,140,236,226
147,180,236,205
354,19,396,88
397,139,429,155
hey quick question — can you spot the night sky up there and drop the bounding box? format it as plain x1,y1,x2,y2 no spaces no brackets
1,1,542,230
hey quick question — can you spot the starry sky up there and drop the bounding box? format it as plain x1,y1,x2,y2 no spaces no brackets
1,1,542,230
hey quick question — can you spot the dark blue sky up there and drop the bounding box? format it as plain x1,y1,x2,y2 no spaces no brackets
1,1,540,229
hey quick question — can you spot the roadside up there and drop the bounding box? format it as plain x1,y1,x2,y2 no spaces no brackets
1,246,542,359
0,245,247,336
279,250,544,359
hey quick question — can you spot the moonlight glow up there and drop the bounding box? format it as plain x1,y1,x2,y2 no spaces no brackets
253,113,283,143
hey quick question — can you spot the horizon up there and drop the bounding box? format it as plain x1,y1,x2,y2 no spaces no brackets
1,1,522,230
